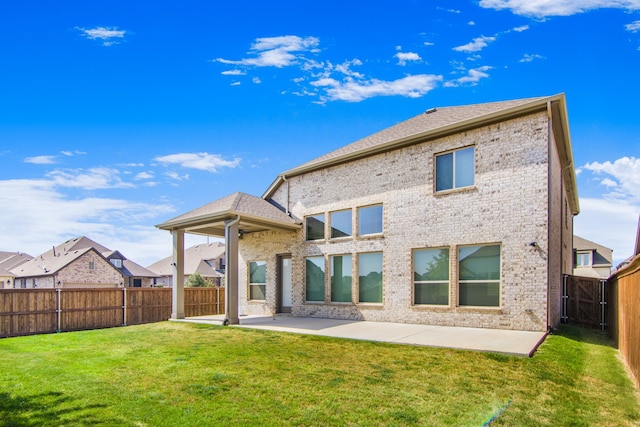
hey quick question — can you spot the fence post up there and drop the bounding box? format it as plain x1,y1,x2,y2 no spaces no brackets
561,275,569,324
123,287,127,327
600,279,607,331
56,288,61,333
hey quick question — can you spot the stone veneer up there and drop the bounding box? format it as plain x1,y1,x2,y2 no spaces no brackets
238,111,573,332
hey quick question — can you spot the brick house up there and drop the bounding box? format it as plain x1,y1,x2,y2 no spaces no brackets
147,242,225,287
158,94,579,332
12,236,158,288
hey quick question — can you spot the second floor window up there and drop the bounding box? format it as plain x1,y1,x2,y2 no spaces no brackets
435,146,475,192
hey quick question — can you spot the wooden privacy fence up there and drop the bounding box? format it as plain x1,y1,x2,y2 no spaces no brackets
608,255,640,388
0,287,225,338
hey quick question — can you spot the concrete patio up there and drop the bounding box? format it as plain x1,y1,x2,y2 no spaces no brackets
171,314,548,357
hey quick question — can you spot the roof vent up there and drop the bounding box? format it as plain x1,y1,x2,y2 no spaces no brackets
425,107,437,114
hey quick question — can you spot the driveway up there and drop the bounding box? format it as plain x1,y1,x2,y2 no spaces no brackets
174,314,547,357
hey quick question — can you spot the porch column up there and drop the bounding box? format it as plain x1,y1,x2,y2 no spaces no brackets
171,229,185,319
224,217,240,325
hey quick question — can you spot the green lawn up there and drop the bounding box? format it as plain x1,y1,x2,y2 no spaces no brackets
1,322,638,426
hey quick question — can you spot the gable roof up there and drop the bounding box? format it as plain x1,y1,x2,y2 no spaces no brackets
263,94,579,215
573,235,613,265
0,267,16,277
12,246,99,277
147,242,225,276
0,251,33,271
156,192,300,237
11,236,157,279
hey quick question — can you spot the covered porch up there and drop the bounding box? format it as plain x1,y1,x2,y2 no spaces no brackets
156,192,300,324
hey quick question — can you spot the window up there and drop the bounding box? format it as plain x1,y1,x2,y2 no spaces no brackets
305,257,325,302
358,252,383,303
330,209,352,239
414,248,449,305
110,259,122,268
331,255,352,302
306,214,325,241
458,245,500,307
89,261,95,270
358,204,383,236
435,146,475,192
249,261,266,300
575,251,591,267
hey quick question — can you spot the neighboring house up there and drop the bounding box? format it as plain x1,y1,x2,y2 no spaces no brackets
11,236,158,288
0,251,32,288
147,242,225,287
0,267,16,289
573,235,613,279
158,94,579,332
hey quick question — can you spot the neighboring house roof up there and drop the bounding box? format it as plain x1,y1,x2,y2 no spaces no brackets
0,267,15,277
147,242,225,277
11,236,157,279
12,246,99,277
0,251,33,271
263,94,579,215
157,192,300,237
573,236,613,266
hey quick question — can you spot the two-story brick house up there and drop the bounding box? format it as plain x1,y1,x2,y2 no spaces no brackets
158,94,579,332
12,236,158,288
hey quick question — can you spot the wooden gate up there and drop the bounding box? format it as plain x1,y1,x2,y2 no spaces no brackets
563,275,607,329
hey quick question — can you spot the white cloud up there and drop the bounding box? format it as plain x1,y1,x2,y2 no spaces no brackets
154,152,240,173
625,20,640,32
0,178,175,266
76,26,126,46
444,66,493,87
135,171,154,180
453,36,497,53
24,155,57,164
479,0,640,17
47,167,134,190
221,70,246,75
582,156,640,202
216,35,320,68
574,197,639,266
424,41,435,46
513,25,530,32
311,74,442,102
252,77,262,84
519,53,546,62
395,52,422,66
469,21,476,25
165,171,189,181
230,81,241,86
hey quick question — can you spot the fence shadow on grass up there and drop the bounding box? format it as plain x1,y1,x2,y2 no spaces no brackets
552,324,616,348
0,391,114,426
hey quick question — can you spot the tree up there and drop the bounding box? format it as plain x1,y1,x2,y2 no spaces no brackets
185,272,210,288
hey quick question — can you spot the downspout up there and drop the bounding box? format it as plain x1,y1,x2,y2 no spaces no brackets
283,175,290,215
546,100,552,331
223,215,241,326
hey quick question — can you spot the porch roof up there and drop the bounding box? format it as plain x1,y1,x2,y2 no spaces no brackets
156,192,300,237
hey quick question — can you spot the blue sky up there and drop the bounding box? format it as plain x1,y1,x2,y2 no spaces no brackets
1,0,639,267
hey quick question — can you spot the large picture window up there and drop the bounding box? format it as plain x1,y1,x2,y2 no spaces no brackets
358,252,383,303
458,245,501,307
330,255,352,303
330,209,352,239
358,204,383,236
413,248,449,305
305,257,325,302
306,214,325,241
435,146,475,192
249,261,266,300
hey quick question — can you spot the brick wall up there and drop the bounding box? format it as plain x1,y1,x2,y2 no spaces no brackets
57,251,122,287
239,111,562,331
